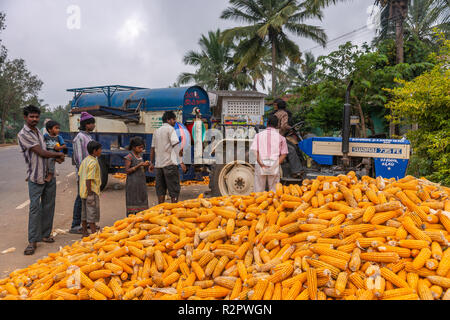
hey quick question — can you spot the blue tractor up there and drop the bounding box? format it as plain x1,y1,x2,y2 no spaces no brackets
279,81,411,183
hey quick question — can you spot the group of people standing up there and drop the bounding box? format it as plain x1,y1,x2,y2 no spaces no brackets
18,106,185,255
16,99,299,256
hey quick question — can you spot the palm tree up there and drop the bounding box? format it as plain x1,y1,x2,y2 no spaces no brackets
220,0,327,96
177,29,251,90
375,1,410,64
276,51,317,93
376,0,450,45
403,0,449,42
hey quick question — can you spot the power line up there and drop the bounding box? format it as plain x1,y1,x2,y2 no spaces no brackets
303,14,406,54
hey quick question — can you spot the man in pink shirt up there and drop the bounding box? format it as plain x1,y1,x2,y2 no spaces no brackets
250,115,288,193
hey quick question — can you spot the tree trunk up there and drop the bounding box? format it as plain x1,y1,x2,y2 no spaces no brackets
394,16,404,64
390,0,408,137
354,97,367,138
271,36,277,97
0,108,7,144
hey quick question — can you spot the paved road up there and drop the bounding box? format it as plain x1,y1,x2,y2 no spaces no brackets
0,146,208,277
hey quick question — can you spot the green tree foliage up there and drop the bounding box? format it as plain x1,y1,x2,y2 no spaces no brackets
177,29,252,90
375,0,449,44
0,59,43,143
220,0,327,95
385,36,450,185
287,41,434,137
0,12,7,67
40,104,71,132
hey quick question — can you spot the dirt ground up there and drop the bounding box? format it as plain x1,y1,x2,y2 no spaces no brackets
0,172,209,278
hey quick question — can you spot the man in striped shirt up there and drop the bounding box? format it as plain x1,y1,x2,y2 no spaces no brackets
69,112,96,234
17,105,65,255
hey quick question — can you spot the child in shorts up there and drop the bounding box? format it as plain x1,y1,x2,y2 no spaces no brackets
44,120,67,182
78,141,102,237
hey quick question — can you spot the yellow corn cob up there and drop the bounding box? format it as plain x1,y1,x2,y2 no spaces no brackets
154,250,165,272
406,272,419,292
412,248,432,270
111,257,133,275
196,286,230,298
342,224,375,237
370,210,400,225
417,279,434,300
88,269,113,281
398,239,430,249
162,272,180,287
122,286,144,300
52,289,79,300
380,267,409,288
309,245,351,261
267,263,294,283
198,251,214,268
427,276,450,288
212,256,229,279
318,255,348,270
360,252,400,263
191,262,205,281
305,259,339,278
180,285,200,299
349,248,361,272
263,281,274,300
93,280,113,299
357,289,374,300
213,276,237,290
334,272,348,295
307,268,318,300
402,216,432,242
88,288,107,300
250,279,269,300
107,277,123,299
430,285,443,299
362,206,376,223
348,272,366,290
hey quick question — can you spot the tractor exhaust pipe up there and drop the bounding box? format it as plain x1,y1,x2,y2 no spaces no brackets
342,80,353,167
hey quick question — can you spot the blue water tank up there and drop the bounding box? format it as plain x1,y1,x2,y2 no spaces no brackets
71,86,211,122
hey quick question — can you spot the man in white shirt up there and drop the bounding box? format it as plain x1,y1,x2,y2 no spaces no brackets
149,111,186,204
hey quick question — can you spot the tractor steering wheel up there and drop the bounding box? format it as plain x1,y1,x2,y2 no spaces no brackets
292,121,304,130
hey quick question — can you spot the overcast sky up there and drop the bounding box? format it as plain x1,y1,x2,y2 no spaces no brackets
0,0,377,109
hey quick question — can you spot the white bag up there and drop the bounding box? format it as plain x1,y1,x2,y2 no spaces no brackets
260,158,279,175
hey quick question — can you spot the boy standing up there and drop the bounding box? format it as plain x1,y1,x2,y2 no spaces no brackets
69,112,95,234
78,141,102,237
250,115,288,193
44,120,67,182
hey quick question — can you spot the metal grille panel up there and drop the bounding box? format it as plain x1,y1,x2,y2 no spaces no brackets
224,100,263,116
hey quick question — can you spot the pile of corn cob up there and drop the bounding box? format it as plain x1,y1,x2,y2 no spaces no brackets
113,173,210,187
1,173,450,300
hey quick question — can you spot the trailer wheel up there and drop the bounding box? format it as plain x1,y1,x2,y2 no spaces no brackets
99,156,109,191
211,161,254,196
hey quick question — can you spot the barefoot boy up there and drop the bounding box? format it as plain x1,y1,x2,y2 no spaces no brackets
78,141,102,237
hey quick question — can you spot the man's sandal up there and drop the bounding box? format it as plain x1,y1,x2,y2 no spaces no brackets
41,237,55,243
24,243,36,255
